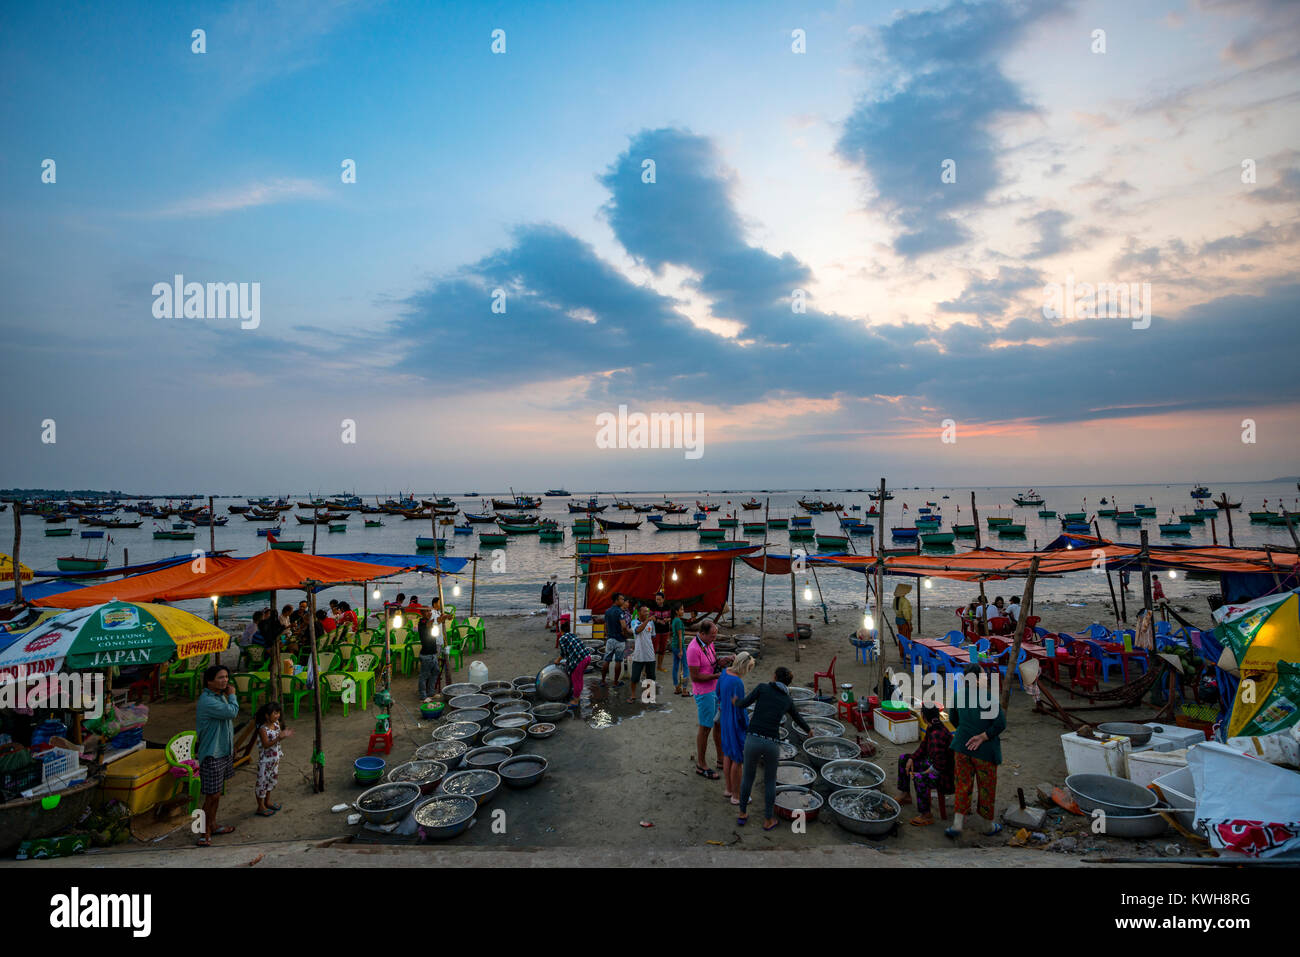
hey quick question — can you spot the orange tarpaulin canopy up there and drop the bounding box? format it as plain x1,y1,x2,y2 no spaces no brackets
159,550,412,601
32,557,244,608
584,548,758,614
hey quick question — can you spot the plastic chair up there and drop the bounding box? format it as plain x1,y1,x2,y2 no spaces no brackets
321,672,353,717
1070,655,1100,699
240,644,266,672
164,731,202,812
1085,640,1124,683
335,642,356,667
466,616,485,651
1084,623,1110,640
162,655,208,701
897,634,915,668
315,651,338,675
230,673,264,710
127,664,162,703
277,672,312,719
942,630,965,646
813,656,837,697
850,633,876,664
932,648,960,675
446,625,469,671
974,638,990,655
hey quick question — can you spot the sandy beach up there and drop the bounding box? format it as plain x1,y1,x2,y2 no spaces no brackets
11,600,1208,868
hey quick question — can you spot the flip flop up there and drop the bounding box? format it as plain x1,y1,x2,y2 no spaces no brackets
695,766,719,780
909,816,933,827
763,820,780,831
943,827,961,840
212,825,236,835
196,836,212,847
267,802,282,811
985,822,1003,836
736,816,747,826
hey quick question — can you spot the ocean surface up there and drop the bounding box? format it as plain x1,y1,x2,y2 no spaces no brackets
16,482,1299,625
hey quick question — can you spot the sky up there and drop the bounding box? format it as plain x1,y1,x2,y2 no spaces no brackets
1,0,1298,493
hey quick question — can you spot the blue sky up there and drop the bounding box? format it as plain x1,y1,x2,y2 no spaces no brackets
1,0,1298,492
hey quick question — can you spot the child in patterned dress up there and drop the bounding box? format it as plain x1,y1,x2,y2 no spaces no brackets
254,701,293,816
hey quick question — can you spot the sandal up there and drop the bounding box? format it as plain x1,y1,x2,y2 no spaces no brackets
910,816,933,827
763,820,780,831
695,766,720,780
196,836,212,847
256,809,276,817
985,822,1003,836
730,797,740,806
212,825,236,836
943,827,961,840
267,802,282,812
736,815,748,826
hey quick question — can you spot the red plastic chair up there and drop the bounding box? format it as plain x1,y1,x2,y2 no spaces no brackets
1070,656,1099,700
813,656,838,697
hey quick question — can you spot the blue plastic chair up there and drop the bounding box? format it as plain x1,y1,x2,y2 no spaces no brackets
851,633,877,664
1085,639,1125,683
1155,620,1172,637
942,629,965,646
1084,623,1110,640
975,638,990,655
932,648,960,675
897,634,915,667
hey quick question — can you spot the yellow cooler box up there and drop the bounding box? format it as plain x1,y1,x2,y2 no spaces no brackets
97,750,175,814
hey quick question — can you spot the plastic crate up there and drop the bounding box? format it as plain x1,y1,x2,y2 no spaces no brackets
39,747,81,782
0,763,42,802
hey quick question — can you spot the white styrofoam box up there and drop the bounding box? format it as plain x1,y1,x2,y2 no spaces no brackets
1149,765,1198,833
1144,723,1205,751
1061,732,1130,778
1127,747,1190,789
873,710,919,744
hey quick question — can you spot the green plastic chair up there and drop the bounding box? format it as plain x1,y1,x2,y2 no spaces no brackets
466,616,485,652
277,672,312,719
164,731,202,813
446,625,469,671
315,651,339,675
321,672,353,717
240,644,267,672
162,655,208,701
231,672,265,710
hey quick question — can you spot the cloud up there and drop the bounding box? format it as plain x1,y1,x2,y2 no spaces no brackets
835,0,1065,257
937,265,1043,316
1020,209,1073,258
151,178,330,217
1248,166,1300,204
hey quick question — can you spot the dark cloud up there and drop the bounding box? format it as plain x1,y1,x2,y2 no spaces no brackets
937,265,1043,316
1248,166,1300,204
1020,209,1073,258
835,0,1064,257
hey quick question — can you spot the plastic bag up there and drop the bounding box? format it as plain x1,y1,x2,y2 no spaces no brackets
1189,741,1300,857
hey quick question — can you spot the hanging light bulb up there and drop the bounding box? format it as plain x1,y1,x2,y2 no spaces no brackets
596,579,605,590
453,583,461,597
1168,570,1177,579
393,613,404,629
803,581,812,601
431,622,440,637
924,578,933,589
671,569,679,582
697,565,703,575
372,588,381,600
864,612,874,631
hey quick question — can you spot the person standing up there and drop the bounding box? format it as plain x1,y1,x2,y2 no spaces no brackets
554,629,592,710
417,610,442,702
1151,574,1166,603
736,666,811,829
669,605,689,696
542,574,564,631
650,591,672,675
945,664,1008,839
628,605,657,704
600,593,630,687
195,664,240,847
688,621,727,779
894,584,914,639
717,651,755,805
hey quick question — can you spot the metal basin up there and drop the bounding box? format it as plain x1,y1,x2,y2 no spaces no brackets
479,680,513,694
801,735,860,769
488,690,522,706
511,675,535,689
791,716,844,745
775,761,817,788
441,682,481,699
1066,773,1159,816
494,700,531,716
386,760,447,795
414,740,468,770
532,702,569,721
819,759,885,792
354,782,421,826
774,785,823,821
527,722,558,739
450,707,491,726
449,693,491,712
777,740,798,761
498,754,549,789
829,787,900,836
1101,802,1172,838
412,795,477,841
492,713,535,730
795,700,838,720
480,727,527,752
432,721,481,744
438,769,501,806
535,664,571,702
787,686,816,703
463,745,513,772
1097,722,1153,747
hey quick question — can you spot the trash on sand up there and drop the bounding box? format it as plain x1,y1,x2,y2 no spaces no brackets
245,854,264,866
332,804,350,813
346,814,362,825
706,840,725,845
639,820,654,828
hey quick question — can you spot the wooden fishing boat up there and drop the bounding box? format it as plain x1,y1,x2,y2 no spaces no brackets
1036,509,1056,518
1179,513,1205,524
497,522,541,534
296,513,347,524
1249,510,1278,523
890,528,919,540
597,518,642,531
56,556,108,572
839,516,864,529
1012,493,1045,506
766,518,788,529
740,499,762,510
80,530,104,538
816,534,849,549
661,504,689,514
915,517,941,529
492,496,541,510
788,528,815,541
453,525,472,535
1134,506,1157,517
1267,513,1293,526
228,505,252,514
539,528,565,542
568,502,607,513
495,513,535,525
1062,512,1087,522
697,528,727,540
572,519,594,534
464,512,497,523
1061,521,1091,533
1190,485,1210,498
1097,508,1118,517
1194,506,1219,518
650,519,701,531
415,537,450,550
952,524,977,536
996,524,1026,536
256,527,279,536
421,498,456,509
478,533,508,546
576,537,610,554
867,491,893,502
44,528,73,537
986,516,1012,526
1115,515,1143,527
715,539,752,550
1159,522,1191,534
790,516,812,527
848,524,875,536
718,517,739,528
364,520,384,528
101,519,144,529
269,539,305,551
742,522,766,535
329,523,347,533
545,489,571,497
921,531,956,545
695,502,721,513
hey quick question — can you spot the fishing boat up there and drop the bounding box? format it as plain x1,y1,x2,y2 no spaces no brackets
1135,505,1157,517
56,556,109,572
952,524,977,536
415,537,450,550
718,517,739,528
545,489,571,497
539,528,565,542
867,490,894,502
692,512,707,521
1159,522,1191,534
632,504,654,513
44,527,73,537
1037,509,1056,518
848,524,874,536
996,524,1026,536
568,501,607,513
1097,508,1118,517
986,516,1012,527
101,519,144,529
1194,506,1219,518
1012,491,1045,506
463,512,496,523
576,538,610,554
1062,522,1091,533
1190,485,1210,498
1116,515,1143,527
742,522,766,535
80,530,104,538
597,518,642,531
1179,513,1205,524
495,513,536,525
364,519,385,528
715,539,752,550
1267,513,1294,526
268,539,305,552
492,496,541,510
329,523,347,533
227,505,252,514
839,516,864,529
921,530,956,545
698,528,727,541
497,522,541,534
915,517,941,529
453,524,472,535
478,533,508,546
815,534,849,550
1249,509,1279,523
256,527,279,536
650,519,701,531
767,518,788,529
421,497,456,509
790,516,812,527
661,504,689,514
1062,511,1087,522
788,528,815,541
572,519,594,534
153,530,196,540
740,499,762,510
890,528,919,540
296,513,347,524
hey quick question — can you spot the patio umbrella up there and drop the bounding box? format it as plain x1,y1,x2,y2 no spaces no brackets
1213,589,1300,737
0,600,229,685
0,553,33,582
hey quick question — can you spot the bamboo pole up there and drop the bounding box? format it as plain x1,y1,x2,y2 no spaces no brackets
268,588,281,690
208,495,215,555
1215,494,1236,548
305,583,325,792
1000,556,1040,711
1140,530,1154,631
470,555,479,616
11,500,22,604
311,505,319,555
790,569,800,663
971,491,982,550
1281,510,1300,550
758,497,770,639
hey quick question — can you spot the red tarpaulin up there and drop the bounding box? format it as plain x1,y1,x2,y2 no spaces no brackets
584,548,758,614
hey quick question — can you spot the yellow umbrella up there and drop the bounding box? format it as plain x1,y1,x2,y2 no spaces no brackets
1,553,34,582
1215,590,1300,737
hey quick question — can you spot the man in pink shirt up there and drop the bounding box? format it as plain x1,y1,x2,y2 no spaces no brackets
687,620,726,779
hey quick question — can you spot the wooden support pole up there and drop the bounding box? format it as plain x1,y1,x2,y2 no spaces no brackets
11,501,22,604
758,497,770,639
971,492,982,550
305,584,325,792
790,569,799,663
268,588,281,691
1000,556,1040,711
1215,494,1236,548
311,505,319,555
208,495,215,555
470,556,479,617
1140,529,1154,631
1282,510,1300,550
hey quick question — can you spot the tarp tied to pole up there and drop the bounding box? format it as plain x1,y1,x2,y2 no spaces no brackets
159,550,413,601
584,548,759,614
32,557,244,609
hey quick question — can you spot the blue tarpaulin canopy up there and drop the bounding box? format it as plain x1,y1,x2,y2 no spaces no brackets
0,579,89,605
321,553,470,574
